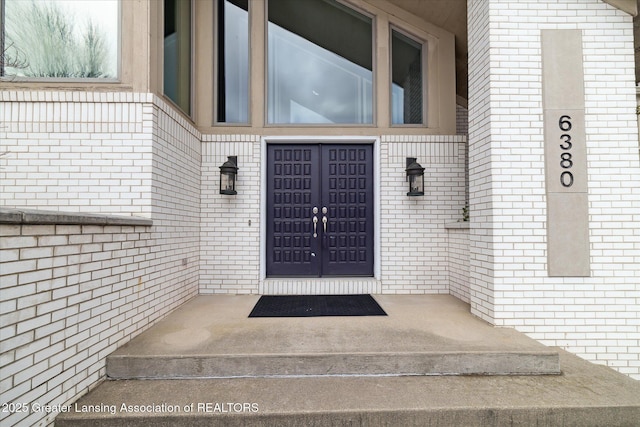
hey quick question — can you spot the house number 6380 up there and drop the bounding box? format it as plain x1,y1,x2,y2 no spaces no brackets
558,115,574,187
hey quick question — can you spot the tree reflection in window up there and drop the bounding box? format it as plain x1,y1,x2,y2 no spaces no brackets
2,0,118,78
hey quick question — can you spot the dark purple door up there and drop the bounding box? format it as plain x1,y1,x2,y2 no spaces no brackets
267,144,374,277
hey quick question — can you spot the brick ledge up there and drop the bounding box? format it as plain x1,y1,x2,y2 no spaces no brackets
0,207,152,226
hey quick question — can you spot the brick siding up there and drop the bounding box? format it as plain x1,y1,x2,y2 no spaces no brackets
468,0,640,379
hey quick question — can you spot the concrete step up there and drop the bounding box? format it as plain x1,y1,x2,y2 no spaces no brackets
105,295,561,378
55,351,640,427
106,350,560,379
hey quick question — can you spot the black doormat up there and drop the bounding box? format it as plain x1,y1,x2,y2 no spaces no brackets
249,294,387,317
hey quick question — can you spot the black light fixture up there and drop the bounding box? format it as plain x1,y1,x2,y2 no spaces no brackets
406,157,425,196
219,156,238,195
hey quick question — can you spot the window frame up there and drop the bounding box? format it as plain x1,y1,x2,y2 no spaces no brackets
209,0,448,131
0,0,122,83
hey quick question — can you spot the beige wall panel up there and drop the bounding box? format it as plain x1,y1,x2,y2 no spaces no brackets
250,0,266,128
148,0,162,94
602,0,638,16
194,0,215,126
376,13,391,128
547,193,590,277
121,0,157,92
541,30,585,110
436,29,457,132
541,29,590,277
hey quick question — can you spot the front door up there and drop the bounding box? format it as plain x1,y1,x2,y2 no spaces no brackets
267,144,374,277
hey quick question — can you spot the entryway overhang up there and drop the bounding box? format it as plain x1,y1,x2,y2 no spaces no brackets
383,0,638,107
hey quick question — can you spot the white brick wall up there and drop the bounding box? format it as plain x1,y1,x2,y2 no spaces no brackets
0,93,201,426
446,224,470,304
0,92,154,216
380,136,468,293
468,0,640,379
198,135,467,295
200,135,262,294
0,217,198,427
468,0,496,323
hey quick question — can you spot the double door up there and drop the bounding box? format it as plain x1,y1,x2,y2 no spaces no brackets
266,144,374,277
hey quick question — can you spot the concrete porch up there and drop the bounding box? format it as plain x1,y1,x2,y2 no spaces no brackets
55,295,640,426
104,295,559,378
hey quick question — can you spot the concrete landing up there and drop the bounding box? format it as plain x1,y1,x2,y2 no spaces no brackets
56,350,640,427
107,295,560,378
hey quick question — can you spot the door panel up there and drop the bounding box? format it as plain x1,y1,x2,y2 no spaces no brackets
267,145,320,276
322,145,373,276
266,144,373,277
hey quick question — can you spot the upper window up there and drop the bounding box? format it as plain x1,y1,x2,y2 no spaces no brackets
391,28,425,125
216,0,249,124
267,0,373,125
164,0,192,115
1,0,119,79
212,0,436,128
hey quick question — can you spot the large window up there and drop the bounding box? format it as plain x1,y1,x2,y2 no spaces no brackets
216,0,249,124
391,28,424,125
1,0,118,79
212,0,436,128
267,0,373,125
164,0,192,115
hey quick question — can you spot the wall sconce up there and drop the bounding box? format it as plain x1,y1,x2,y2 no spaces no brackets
406,157,425,196
219,156,238,195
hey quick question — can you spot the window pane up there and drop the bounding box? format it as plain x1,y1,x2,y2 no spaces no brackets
2,0,118,78
217,0,249,123
164,0,191,115
391,29,423,125
267,0,373,125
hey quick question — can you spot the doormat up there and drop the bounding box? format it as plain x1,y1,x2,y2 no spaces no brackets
249,295,387,317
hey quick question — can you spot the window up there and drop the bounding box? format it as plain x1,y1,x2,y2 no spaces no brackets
267,0,373,125
216,0,249,124
164,0,191,115
391,29,424,125
211,0,438,128
1,0,119,79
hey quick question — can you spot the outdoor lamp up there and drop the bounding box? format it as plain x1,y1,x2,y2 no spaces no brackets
219,156,238,195
405,157,425,196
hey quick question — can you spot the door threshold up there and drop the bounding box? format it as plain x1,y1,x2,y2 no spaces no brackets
261,277,381,295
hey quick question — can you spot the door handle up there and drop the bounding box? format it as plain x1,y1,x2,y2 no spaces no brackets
322,207,328,234
313,216,318,238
